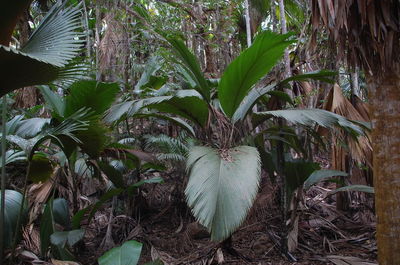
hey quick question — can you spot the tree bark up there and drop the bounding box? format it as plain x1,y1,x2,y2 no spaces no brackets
368,69,400,265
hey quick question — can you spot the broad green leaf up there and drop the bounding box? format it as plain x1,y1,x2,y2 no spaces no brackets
135,56,163,91
103,100,135,124
75,158,93,178
28,153,53,183
41,198,55,256
232,84,275,123
280,70,337,85
98,240,143,265
185,146,261,241
304,170,348,190
40,198,74,260
50,229,84,248
218,31,294,118
330,185,374,194
105,90,204,125
98,161,125,189
126,177,164,194
284,159,320,202
65,81,119,117
146,95,209,127
75,120,109,158
0,190,27,248
255,109,364,135
53,198,70,228
166,37,210,101
4,115,24,135
39,86,65,117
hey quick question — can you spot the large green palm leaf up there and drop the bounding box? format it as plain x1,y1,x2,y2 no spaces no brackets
185,146,261,241
0,1,84,96
218,31,294,118
254,109,365,135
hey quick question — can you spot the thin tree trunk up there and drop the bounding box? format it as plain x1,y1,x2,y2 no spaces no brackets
368,69,400,265
244,0,252,47
278,0,290,79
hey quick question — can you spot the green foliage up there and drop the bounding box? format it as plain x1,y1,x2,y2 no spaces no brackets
0,150,26,168
0,190,27,248
166,37,210,101
71,177,164,229
144,133,192,162
98,161,125,189
98,240,143,265
146,94,209,127
0,1,84,95
50,229,85,249
218,31,294,118
232,84,275,123
40,81,120,158
64,81,119,117
254,109,364,135
52,198,71,228
28,153,53,183
135,56,164,91
40,199,54,256
185,146,261,241
40,198,75,260
284,159,320,200
331,185,374,194
304,170,348,190
280,70,336,85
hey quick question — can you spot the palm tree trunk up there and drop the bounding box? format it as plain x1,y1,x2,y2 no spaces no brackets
367,69,400,265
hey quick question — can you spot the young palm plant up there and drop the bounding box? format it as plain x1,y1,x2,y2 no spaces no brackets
106,31,366,241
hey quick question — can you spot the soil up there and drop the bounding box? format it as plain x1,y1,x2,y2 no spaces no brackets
73,171,377,265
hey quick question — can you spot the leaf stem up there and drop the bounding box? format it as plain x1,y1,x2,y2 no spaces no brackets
0,95,7,264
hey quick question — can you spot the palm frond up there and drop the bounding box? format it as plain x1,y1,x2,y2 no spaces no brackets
0,1,84,95
255,109,365,136
0,150,26,168
21,1,84,67
144,134,190,162
185,145,261,241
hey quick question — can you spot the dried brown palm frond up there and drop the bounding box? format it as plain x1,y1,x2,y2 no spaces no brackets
322,84,372,167
311,0,400,74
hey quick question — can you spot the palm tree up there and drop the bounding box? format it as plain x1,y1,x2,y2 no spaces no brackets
311,1,400,264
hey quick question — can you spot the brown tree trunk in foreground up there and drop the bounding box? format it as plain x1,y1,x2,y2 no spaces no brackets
368,69,400,265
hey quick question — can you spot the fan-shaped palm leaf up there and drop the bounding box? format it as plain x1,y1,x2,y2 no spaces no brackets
0,1,84,96
185,146,261,241
0,150,26,168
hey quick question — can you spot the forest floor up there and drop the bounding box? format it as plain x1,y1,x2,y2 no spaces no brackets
11,151,377,265
74,170,377,265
